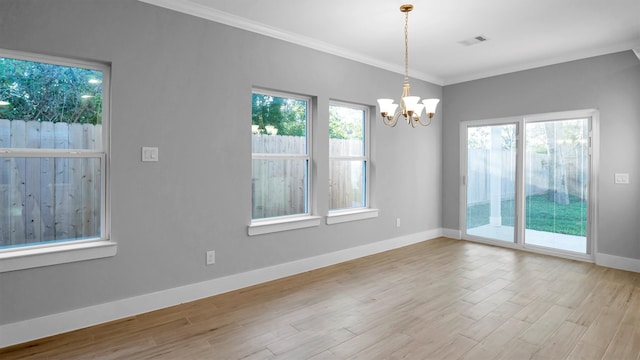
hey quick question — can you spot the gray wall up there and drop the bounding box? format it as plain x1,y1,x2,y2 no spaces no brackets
0,0,442,324
442,51,640,259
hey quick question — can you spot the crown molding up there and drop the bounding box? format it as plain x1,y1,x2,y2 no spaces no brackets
444,39,640,85
137,0,445,85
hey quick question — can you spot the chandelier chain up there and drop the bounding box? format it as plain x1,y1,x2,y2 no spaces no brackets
404,10,409,82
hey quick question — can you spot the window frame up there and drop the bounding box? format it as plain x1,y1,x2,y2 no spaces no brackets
0,49,113,272
327,100,378,224
248,89,320,235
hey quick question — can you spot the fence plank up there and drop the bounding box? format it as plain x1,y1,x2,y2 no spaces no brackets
40,121,55,241
25,121,42,243
68,124,84,239
91,124,102,236
81,124,97,236
9,120,27,244
0,119,10,148
0,120,10,246
54,122,70,240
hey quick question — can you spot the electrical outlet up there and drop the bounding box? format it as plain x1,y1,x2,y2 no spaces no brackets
396,218,401,227
206,250,215,265
614,173,629,184
141,147,159,162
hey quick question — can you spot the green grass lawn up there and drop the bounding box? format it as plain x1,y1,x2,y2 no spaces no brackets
467,194,587,236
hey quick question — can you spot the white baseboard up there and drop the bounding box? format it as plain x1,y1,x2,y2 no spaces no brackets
596,252,640,273
442,228,462,239
0,229,443,348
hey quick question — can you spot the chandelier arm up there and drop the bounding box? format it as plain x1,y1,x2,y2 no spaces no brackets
417,115,433,127
383,112,400,127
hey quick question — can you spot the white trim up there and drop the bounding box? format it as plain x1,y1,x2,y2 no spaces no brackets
442,228,462,239
596,252,640,273
326,208,379,225
0,48,109,72
248,215,322,236
522,109,598,122
443,40,640,85
0,229,443,348
0,241,117,273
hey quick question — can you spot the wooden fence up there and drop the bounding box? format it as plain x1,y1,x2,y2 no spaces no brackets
467,148,588,205
0,119,102,247
329,138,365,210
252,134,364,218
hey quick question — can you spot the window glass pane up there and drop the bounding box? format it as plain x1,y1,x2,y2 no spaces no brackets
0,57,103,150
329,103,367,212
251,93,307,155
329,160,365,210
329,105,364,156
252,158,307,219
0,157,102,249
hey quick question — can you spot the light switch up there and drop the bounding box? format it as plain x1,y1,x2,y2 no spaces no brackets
142,147,159,162
614,173,629,184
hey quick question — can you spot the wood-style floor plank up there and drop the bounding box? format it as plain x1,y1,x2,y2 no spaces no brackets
2,237,640,359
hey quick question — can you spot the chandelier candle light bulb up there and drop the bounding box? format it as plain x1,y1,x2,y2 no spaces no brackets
377,4,440,127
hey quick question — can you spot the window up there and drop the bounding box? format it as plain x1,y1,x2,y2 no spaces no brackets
249,90,319,235
0,49,113,272
327,101,377,224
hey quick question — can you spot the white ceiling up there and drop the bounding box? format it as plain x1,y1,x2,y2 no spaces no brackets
141,0,640,85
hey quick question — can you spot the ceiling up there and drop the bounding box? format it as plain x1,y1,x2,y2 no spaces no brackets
140,0,640,85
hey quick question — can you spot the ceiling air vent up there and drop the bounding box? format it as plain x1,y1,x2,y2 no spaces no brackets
459,35,489,46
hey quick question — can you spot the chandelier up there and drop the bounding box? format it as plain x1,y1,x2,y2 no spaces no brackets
377,4,440,127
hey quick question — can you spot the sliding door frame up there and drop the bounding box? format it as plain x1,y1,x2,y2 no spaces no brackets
460,116,523,250
460,109,599,262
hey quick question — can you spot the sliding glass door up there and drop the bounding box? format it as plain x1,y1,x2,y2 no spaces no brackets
462,111,595,258
465,123,517,243
524,118,589,253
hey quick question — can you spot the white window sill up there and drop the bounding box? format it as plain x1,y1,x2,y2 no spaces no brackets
326,208,379,225
248,216,322,236
0,240,117,273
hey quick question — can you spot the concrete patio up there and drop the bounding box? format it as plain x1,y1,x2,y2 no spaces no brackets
467,224,587,253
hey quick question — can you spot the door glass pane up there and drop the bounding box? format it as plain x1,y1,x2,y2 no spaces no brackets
466,124,517,242
525,119,589,253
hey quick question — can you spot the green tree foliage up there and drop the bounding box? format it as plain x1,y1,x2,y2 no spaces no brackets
252,93,306,136
251,94,365,139
467,125,514,150
329,105,363,140
0,57,103,124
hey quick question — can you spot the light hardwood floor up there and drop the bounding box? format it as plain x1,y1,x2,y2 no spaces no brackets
2,237,640,359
